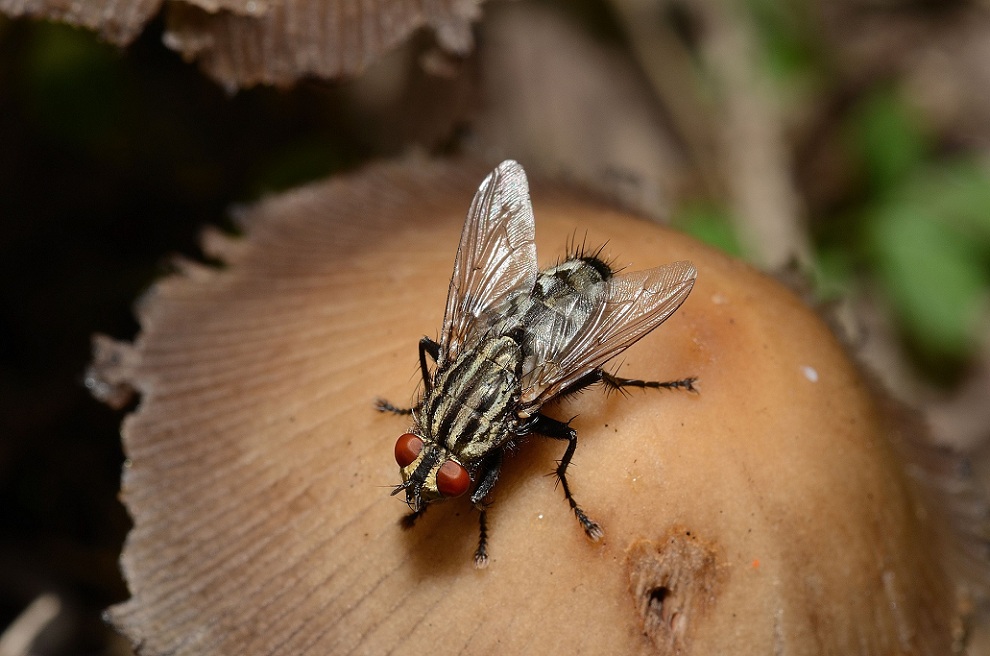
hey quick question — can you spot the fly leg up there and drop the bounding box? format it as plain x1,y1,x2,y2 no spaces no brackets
475,511,489,569
598,370,697,394
470,450,504,569
375,337,441,414
400,505,427,529
554,370,697,401
526,414,603,541
375,399,416,415
417,337,440,392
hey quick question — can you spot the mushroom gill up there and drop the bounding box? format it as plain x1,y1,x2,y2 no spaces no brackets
90,157,960,654
0,0,482,88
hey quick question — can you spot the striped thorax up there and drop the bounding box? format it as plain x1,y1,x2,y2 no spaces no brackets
396,336,523,509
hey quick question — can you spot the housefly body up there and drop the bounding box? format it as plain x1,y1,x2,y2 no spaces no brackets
377,160,697,567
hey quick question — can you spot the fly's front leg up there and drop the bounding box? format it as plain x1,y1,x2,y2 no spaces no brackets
400,505,427,529
375,337,441,414
475,511,490,569
418,337,440,392
375,399,416,415
470,450,504,507
470,450,504,569
526,414,603,541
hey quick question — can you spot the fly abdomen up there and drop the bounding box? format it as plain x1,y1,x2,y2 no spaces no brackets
423,335,523,461
524,258,610,340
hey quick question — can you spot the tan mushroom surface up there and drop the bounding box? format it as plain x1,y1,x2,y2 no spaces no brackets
91,158,958,654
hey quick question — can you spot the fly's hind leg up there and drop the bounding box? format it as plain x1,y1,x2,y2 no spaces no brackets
598,370,697,395
555,370,697,400
526,414,603,541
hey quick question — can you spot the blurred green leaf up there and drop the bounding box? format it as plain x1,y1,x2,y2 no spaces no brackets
21,23,127,146
671,202,743,257
864,183,988,362
250,138,349,195
812,245,855,301
847,88,929,191
842,87,989,369
745,0,819,83
907,160,990,248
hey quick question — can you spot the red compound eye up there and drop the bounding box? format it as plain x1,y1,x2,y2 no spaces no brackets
394,433,423,468
436,460,470,498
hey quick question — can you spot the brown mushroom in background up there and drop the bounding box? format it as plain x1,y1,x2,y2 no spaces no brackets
89,157,969,654
0,0,483,88
161,0,481,89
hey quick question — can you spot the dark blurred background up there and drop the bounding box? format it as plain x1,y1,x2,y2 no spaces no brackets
0,18,377,655
2,1,990,653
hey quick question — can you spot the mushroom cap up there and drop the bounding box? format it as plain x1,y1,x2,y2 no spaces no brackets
0,0,480,87
95,158,955,654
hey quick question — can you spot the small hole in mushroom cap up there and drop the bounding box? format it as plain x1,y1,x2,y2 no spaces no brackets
627,528,723,653
648,586,671,612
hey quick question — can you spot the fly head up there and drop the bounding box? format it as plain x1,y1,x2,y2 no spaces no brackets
392,432,471,511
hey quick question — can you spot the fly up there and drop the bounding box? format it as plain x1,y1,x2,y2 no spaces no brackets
377,160,697,567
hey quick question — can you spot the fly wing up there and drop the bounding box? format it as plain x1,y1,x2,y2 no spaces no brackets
520,260,696,411
439,160,538,364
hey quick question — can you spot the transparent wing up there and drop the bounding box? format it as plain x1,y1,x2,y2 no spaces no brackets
520,260,696,411
439,160,538,363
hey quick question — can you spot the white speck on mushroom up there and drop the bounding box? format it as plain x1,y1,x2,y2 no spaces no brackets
801,365,819,383
711,293,728,305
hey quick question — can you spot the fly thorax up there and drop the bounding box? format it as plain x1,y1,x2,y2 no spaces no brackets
422,335,523,461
